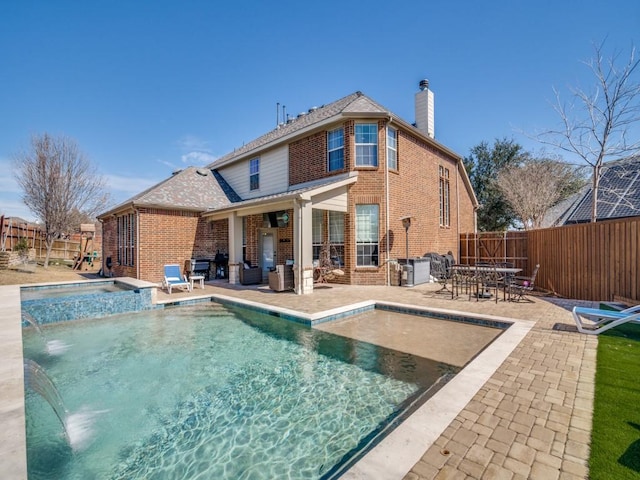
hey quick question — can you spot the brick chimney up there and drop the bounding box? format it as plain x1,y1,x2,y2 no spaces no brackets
415,79,434,139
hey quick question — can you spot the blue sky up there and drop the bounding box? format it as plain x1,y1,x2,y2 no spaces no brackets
1,0,638,221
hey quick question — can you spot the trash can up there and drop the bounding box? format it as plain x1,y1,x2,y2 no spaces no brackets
401,264,414,287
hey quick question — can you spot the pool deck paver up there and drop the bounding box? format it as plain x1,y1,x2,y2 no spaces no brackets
3,279,599,479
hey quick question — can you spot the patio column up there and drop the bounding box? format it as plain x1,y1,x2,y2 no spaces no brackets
293,198,314,294
227,212,244,285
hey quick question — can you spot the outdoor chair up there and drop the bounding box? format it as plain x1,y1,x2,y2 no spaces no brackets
163,264,191,294
480,264,506,303
451,264,477,300
239,262,262,285
508,264,540,302
572,304,640,335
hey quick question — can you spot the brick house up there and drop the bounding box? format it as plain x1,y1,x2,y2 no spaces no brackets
98,82,478,294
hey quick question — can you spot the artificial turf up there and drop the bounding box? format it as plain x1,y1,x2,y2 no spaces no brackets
589,321,640,479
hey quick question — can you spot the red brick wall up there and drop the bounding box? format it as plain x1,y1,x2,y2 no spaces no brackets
101,215,120,275
288,120,355,186
286,119,476,286
101,209,230,283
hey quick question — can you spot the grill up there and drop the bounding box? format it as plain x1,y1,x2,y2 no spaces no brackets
184,258,212,280
214,252,229,279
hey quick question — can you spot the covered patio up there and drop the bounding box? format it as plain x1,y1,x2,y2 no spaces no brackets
202,174,357,294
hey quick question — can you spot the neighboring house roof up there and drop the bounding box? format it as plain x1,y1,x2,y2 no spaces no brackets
548,155,640,225
98,166,235,217
541,187,588,228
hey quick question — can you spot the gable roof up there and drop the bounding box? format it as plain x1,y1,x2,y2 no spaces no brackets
98,89,479,218
563,156,640,224
209,92,370,168
209,90,462,169
98,166,236,217
207,89,478,208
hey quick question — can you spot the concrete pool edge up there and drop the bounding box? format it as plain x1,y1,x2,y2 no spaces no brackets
0,284,28,480
7,286,534,480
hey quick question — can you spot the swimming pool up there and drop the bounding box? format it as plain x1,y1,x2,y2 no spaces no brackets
23,303,461,479
21,281,134,301
21,279,155,325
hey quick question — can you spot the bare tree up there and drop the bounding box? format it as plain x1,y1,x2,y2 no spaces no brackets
12,133,110,267
537,41,640,222
495,158,585,230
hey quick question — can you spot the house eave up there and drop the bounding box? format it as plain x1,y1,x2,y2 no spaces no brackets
98,202,206,219
202,174,358,220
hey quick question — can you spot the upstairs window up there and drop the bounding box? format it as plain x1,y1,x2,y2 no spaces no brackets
355,123,378,167
387,127,397,170
327,128,344,171
250,158,260,190
439,166,450,227
356,204,379,266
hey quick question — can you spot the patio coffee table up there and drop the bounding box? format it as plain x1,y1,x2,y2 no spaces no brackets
190,275,205,289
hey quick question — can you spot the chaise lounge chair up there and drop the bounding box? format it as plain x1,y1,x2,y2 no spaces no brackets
163,264,192,294
572,304,640,335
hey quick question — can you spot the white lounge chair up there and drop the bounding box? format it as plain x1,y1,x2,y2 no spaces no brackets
572,304,640,335
163,264,192,294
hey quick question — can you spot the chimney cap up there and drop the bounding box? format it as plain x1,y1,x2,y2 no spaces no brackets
419,79,429,91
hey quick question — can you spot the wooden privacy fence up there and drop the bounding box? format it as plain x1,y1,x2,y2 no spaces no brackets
1,217,102,261
460,231,529,271
460,217,640,303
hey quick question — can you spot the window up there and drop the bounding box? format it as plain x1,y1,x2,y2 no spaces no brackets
355,123,378,167
117,213,136,267
439,166,450,227
250,158,260,190
355,205,379,266
328,211,345,266
327,128,344,171
387,127,397,170
312,209,323,261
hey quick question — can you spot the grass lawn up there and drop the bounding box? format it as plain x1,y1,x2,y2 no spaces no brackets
590,321,640,479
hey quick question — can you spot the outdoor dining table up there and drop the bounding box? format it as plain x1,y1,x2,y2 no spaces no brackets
449,264,522,301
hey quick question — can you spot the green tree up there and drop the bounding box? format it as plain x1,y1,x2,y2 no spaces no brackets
12,133,110,267
464,138,528,231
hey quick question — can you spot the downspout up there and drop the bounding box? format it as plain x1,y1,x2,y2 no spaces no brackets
456,162,460,260
136,208,140,280
385,114,392,286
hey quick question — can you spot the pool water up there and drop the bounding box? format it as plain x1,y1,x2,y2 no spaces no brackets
23,303,458,479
